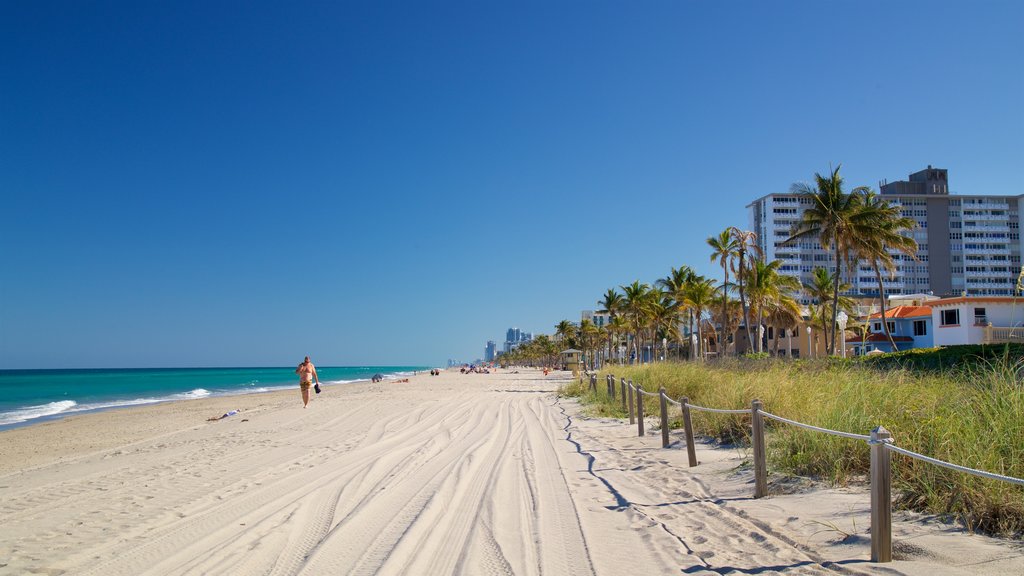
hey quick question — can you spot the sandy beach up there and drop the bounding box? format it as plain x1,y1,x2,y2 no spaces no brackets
0,368,1020,575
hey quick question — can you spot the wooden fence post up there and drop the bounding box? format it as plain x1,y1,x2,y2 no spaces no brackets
609,374,616,401
590,374,597,393
659,387,669,448
871,426,893,563
620,378,627,412
636,382,645,437
681,397,698,467
752,399,768,498
627,379,635,425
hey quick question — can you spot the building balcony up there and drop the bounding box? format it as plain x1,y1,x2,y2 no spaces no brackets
962,201,1010,210
963,247,1011,255
963,269,1012,277
962,224,1010,233
962,213,1010,222
965,280,1014,288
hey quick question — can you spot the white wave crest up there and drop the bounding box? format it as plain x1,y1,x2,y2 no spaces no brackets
0,400,78,426
176,388,211,399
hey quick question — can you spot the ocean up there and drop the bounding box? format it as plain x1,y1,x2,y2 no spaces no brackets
0,366,427,429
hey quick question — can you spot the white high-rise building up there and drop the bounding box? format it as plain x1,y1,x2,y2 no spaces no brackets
746,166,1023,302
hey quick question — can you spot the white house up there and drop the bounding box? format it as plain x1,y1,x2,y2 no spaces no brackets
931,297,1024,346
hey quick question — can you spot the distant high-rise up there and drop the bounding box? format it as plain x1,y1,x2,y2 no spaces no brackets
484,341,496,362
506,327,521,344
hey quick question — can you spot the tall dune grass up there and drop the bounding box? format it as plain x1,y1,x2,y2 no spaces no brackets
561,359,1024,536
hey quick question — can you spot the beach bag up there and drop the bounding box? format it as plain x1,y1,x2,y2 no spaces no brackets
314,383,321,394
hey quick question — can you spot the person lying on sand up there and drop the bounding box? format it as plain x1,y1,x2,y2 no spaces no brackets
207,409,240,421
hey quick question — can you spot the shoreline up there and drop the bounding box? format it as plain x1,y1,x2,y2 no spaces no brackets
0,376,382,477
0,366,427,431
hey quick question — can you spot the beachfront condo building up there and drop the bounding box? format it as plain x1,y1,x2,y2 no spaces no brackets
747,166,1024,303
485,341,497,362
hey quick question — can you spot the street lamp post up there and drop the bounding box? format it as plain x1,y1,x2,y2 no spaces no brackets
837,312,849,358
807,325,813,359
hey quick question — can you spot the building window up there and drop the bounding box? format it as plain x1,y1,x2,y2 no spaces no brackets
974,307,987,326
941,309,960,326
872,322,881,331
913,320,927,336
887,321,896,334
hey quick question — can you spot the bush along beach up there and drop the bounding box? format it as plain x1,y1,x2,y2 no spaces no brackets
561,358,1024,536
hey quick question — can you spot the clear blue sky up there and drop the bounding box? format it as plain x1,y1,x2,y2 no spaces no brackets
2,1,1021,368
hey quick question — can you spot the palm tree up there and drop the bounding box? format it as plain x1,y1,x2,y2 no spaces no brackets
745,258,802,352
681,276,717,360
708,229,739,355
597,288,624,364
652,292,681,361
579,319,601,370
656,266,697,359
802,267,856,352
607,315,629,364
555,320,576,346
710,291,741,356
621,281,654,363
729,227,761,353
786,165,875,354
852,190,918,350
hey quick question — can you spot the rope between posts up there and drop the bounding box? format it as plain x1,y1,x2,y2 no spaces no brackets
686,403,748,415
602,378,1024,489
760,411,871,442
883,443,1024,486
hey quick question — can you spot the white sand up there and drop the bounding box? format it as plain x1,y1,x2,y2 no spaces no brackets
0,368,1020,575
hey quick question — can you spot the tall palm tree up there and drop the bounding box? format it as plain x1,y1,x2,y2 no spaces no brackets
708,229,739,355
786,165,875,354
652,292,681,361
729,227,761,352
608,315,629,364
621,281,654,363
555,320,575,346
710,291,741,356
852,190,918,350
578,319,600,370
745,258,801,352
597,288,624,364
681,276,717,360
802,267,856,352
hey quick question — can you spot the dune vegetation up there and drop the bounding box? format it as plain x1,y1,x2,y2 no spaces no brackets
561,358,1024,536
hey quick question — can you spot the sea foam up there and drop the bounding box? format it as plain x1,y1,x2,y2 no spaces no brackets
0,400,78,426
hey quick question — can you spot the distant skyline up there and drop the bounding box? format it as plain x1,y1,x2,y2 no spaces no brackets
2,1,1022,368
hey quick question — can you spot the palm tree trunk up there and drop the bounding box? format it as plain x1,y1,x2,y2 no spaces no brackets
738,252,754,349
830,245,842,355
721,264,730,357
696,319,704,362
874,263,899,351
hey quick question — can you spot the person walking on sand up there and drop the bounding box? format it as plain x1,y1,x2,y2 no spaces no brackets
295,356,320,408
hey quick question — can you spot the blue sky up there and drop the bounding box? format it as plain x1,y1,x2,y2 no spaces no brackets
1,1,1021,368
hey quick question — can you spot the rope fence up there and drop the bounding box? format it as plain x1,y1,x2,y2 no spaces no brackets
593,372,1024,564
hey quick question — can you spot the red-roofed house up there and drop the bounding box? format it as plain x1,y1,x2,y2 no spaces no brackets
849,305,933,355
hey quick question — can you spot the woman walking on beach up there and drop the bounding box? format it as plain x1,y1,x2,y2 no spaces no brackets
295,356,320,408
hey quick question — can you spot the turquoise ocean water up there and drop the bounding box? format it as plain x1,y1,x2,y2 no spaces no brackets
0,366,427,429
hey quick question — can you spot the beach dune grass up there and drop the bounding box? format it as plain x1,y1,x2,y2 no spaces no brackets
561,360,1024,536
